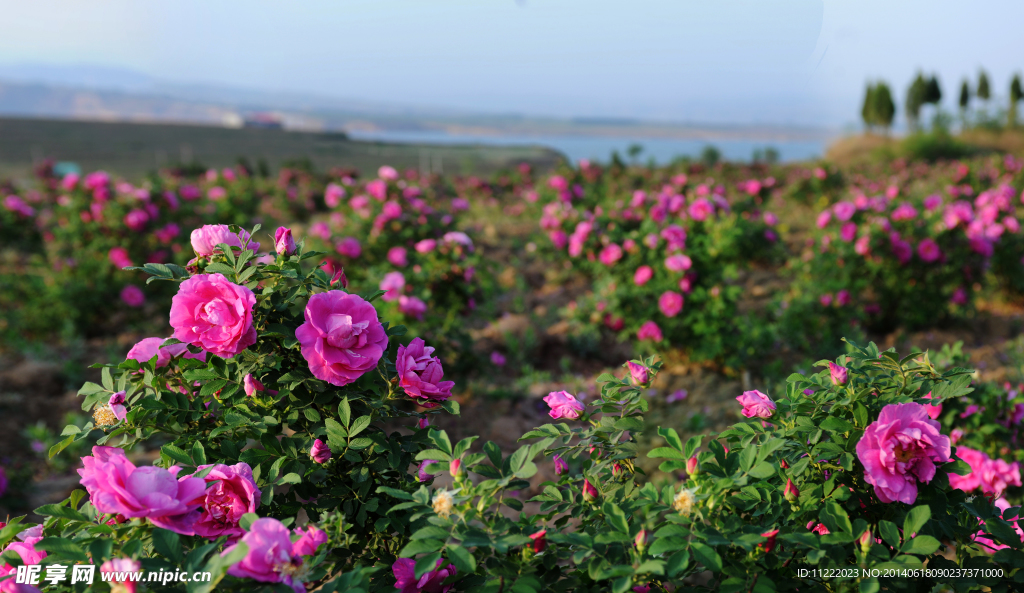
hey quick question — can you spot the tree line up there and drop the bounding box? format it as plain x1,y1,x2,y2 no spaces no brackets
861,69,1023,133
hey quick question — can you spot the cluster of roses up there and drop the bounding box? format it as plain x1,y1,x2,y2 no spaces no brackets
534,169,776,347
813,170,1024,311
57,223,459,592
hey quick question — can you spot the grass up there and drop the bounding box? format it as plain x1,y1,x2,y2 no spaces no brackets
0,116,565,180
825,129,1024,166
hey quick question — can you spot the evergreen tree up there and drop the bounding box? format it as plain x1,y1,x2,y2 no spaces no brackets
978,70,991,101
959,80,971,110
924,76,942,104
873,82,896,132
906,74,927,131
861,83,878,131
1011,74,1023,128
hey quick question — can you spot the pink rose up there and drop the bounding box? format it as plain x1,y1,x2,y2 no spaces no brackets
415,239,437,253
833,201,856,221
388,246,408,267
292,525,327,556
380,272,406,302
396,338,455,407
980,458,1022,497
634,265,654,286
223,518,304,590
126,337,206,367
553,454,568,475
949,447,988,492
688,197,714,221
170,274,257,359
324,183,345,208
77,446,206,535
637,321,663,342
120,285,145,308
659,291,684,317
856,403,951,504
189,462,260,540
109,247,134,269
829,362,848,385
736,390,775,419
366,179,388,201
189,224,259,256
243,374,265,396
665,254,692,273
335,237,361,258
398,295,427,320
917,238,941,263
543,390,584,420
378,165,399,180
392,558,456,593
108,391,127,421
99,558,141,593
310,439,332,464
840,222,858,242
295,291,387,386
921,392,941,420
628,361,649,385
599,243,623,266
275,226,297,255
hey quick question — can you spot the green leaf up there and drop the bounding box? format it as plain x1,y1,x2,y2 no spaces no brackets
415,449,452,462
239,513,259,531
349,416,372,438
49,435,76,459
901,535,941,555
303,408,322,422
946,459,972,475
879,520,901,549
447,545,477,573
821,501,853,534
153,528,184,563
747,462,775,479
820,416,854,432
191,441,207,465
602,502,629,533
690,542,722,572
903,506,931,537
414,552,443,580
338,398,351,427
647,447,686,460
34,504,89,523
35,537,88,562
429,429,453,456
162,444,193,466
658,427,684,451
739,446,756,472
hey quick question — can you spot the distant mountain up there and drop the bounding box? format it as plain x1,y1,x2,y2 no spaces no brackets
0,63,837,142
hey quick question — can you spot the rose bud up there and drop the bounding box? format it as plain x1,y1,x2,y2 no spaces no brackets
449,458,463,479
780,459,789,469
310,439,332,464
417,418,430,430
858,529,873,554
627,361,649,386
760,529,779,553
553,454,568,475
529,529,547,553
582,478,599,502
829,362,848,385
274,226,297,256
330,267,348,288
783,478,800,503
243,373,265,397
686,456,699,475
634,529,651,551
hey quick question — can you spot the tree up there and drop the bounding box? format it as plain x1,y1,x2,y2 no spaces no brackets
906,74,927,131
861,83,878,131
958,80,971,129
1011,74,1023,128
872,81,896,133
978,70,991,101
924,76,942,104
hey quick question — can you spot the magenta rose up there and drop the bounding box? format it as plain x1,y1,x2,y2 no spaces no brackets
77,446,206,535
170,274,257,359
392,558,456,593
658,291,684,317
543,390,585,420
126,337,207,367
295,291,388,386
380,271,406,302
223,518,304,590
627,361,649,385
398,295,427,320
396,338,455,407
637,321,663,342
736,390,775,419
188,462,260,540
190,224,259,256
274,226,297,256
99,558,141,593
634,265,653,286
310,439,332,464
292,525,328,556
856,402,951,504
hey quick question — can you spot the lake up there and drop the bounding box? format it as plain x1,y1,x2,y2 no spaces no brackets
346,129,829,165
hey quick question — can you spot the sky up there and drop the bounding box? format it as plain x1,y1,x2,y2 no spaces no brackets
0,0,1021,128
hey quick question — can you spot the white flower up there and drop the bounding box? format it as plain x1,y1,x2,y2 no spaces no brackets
672,487,696,515
432,490,454,519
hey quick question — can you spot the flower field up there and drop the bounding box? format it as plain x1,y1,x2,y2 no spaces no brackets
2,151,1024,592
